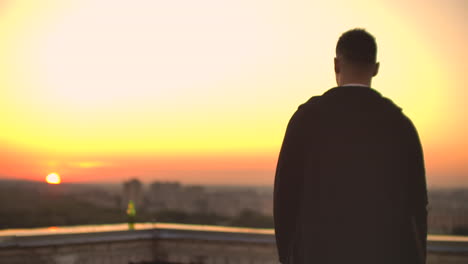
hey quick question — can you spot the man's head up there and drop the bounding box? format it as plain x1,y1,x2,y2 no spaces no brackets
334,29,379,86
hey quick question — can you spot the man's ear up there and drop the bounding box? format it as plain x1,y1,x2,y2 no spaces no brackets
334,57,340,74
373,62,380,77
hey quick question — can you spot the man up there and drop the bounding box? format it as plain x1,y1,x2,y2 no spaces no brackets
274,29,428,264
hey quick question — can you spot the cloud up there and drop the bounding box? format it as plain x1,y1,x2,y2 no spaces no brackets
68,161,110,169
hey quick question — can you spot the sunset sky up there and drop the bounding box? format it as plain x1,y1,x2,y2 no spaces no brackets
0,0,466,186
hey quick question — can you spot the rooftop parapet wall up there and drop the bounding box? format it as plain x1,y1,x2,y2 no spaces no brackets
0,223,467,264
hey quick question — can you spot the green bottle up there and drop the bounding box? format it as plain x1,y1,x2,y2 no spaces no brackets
127,200,136,230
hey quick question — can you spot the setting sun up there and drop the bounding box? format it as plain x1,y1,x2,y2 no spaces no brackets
46,173,61,185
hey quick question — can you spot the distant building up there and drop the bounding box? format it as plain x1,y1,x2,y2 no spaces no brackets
146,181,271,217
148,181,183,211
122,178,144,210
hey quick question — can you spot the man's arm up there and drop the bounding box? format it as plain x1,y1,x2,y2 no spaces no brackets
274,108,308,264
407,119,428,263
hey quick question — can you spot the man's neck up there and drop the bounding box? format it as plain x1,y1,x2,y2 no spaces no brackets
337,74,372,87
338,78,371,87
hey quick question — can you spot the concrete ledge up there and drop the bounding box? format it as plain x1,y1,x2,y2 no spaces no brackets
1,224,467,253
0,228,275,249
155,228,276,244
0,229,156,248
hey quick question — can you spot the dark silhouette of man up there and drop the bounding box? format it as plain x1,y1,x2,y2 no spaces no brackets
274,29,428,264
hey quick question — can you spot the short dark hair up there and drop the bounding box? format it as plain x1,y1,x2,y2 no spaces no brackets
336,29,377,65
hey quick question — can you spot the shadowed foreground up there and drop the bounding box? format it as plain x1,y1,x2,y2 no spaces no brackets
0,223,467,264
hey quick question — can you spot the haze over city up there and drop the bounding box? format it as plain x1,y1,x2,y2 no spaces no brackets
0,0,466,187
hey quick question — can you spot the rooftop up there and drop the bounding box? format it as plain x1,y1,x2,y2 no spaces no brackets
1,223,467,264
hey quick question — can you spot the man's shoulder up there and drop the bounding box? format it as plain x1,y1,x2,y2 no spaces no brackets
297,96,323,111
293,87,410,124
286,96,323,128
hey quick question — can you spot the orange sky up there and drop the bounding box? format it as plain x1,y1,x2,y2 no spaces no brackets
0,0,466,187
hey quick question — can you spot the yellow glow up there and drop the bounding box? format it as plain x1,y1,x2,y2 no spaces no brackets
45,173,61,184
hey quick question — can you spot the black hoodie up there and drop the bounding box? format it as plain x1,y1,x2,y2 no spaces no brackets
274,86,427,264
